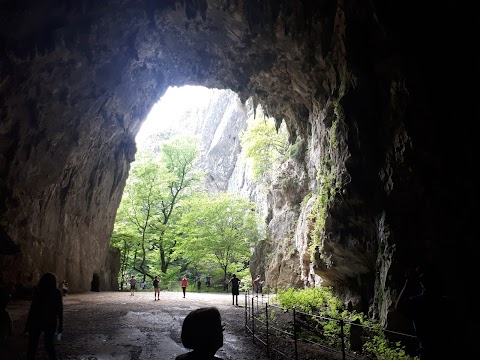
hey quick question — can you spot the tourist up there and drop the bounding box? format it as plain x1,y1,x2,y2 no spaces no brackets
24,272,63,360
181,275,188,298
175,307,224,360
153,276,160,300
229,274,241,306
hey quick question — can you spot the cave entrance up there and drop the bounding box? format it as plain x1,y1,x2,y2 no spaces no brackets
91,273,100,292
135,85,214,148
112,84,277,290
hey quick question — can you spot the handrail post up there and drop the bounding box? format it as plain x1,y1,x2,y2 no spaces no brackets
245,293,248,332
293,307,298,360
340,319,346,360
252,296,255,343
265,302,269,357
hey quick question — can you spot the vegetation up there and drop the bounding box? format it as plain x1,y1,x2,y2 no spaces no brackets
240,108,290,180
112,135,202,282
110,134,265,288
272,288,418,359
307,162,339,257
175,192,265,280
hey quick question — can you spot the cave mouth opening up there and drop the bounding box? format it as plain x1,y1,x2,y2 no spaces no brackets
135,85,218,148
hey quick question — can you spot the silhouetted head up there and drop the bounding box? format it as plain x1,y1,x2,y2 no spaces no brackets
181,307,223,356
232,274,236,278
38,272,57,292
417,267,437,290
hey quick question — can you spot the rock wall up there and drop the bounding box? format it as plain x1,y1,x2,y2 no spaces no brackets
0,0,471,336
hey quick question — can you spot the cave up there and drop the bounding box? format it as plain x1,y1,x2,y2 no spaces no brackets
0,0,472,346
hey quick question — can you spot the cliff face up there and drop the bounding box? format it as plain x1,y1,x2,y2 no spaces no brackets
0,0,471,330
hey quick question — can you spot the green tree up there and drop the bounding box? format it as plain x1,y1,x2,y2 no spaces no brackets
111,136,201,281
240,109,290,180
176,192,265,279
151,136,202,273
110,221,140,289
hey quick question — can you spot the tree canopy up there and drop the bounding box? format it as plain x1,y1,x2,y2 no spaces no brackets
112,136,201,283
240,109,290,180
110,133,265,288
174,192,265,279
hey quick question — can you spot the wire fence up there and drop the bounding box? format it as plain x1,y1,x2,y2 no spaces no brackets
244,291,417,360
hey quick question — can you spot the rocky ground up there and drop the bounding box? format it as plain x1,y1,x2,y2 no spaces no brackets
4,289,356,360
4,290,274,360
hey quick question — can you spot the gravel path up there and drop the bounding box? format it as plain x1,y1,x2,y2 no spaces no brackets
5,290,272,360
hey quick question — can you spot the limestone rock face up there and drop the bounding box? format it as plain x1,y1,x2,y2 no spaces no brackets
0,0,471,333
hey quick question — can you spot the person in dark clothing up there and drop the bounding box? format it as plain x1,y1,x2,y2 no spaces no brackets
395,266,451,359
175,307,224,360
24,272,63,360
153,276,160,300
349,318,363,353
229,274,241,306
129,275,137,296
0,286,13,343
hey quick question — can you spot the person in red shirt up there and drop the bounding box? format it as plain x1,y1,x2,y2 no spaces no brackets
252,274,263,296
181,275,188,298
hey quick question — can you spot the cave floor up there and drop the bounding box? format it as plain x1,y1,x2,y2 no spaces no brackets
5,290,271,360
3,290,274,360
5,290,350,360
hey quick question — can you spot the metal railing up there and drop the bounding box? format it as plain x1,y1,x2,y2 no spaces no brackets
244,291,417,360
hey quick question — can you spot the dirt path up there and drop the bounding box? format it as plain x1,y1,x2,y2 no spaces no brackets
5,291,271,360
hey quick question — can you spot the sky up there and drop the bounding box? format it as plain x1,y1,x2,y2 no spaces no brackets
135,85,213,145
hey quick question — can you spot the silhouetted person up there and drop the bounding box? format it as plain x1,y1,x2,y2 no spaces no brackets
197,275,201,291
25,272,63,360
0,286,13,344
175,307,224,360
129,274,137,296
229,274,240,306
395,266,451,359
349,318,363,353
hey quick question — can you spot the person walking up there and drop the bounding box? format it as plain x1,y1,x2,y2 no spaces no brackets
181,275,188,298
153,276,160,300
252,274,263,296
24,272,63,360
229,274,241,306
129,275,137,296
197,275,201,291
